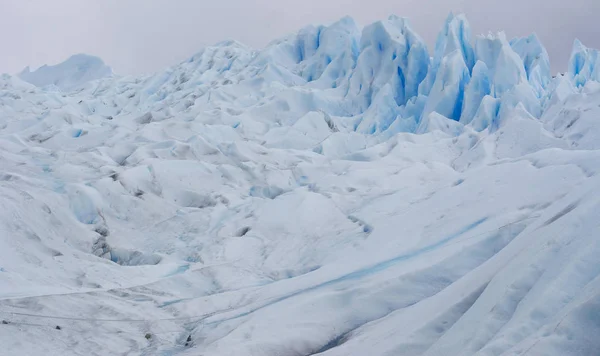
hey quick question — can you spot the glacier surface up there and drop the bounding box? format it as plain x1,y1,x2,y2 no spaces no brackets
1,13,600,356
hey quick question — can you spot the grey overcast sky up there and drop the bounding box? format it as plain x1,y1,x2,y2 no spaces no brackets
1,0,599,75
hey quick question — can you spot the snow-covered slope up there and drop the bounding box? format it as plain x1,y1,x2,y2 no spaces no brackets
1,14,600,356
18,54,113,92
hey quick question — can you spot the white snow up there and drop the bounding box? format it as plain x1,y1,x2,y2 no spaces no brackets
0,13,599,356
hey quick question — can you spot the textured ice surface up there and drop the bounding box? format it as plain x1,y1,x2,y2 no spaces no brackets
1,13,600,356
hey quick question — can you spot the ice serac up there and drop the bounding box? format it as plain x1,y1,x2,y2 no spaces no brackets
421,50,470,123
544,74,576,109
568,39,600,88
494,81,542,130
510,34,551,97
18,54,113,91
455,32,543,130
296,17,361,87
474,33,528,96
356,83,402,134
295,25,323,63
470,94,500,131
460,61,491,125
419,13,474,97
348,16,429,133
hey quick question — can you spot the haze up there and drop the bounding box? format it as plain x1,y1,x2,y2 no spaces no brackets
1,0,599,75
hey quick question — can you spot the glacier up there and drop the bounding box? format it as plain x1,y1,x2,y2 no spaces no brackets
17,54,113,92
1,13,600,356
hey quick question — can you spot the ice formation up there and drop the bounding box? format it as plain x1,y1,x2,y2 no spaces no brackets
18,54,113,91
1,13,600,356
